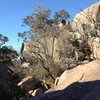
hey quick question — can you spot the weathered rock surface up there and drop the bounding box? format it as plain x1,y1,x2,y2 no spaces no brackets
72,2,100,30
88,37,100,59
55,60,100,90
57,70,67,85
29,60,100,100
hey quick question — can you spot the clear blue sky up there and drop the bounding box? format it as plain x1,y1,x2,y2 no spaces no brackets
0,0,99,51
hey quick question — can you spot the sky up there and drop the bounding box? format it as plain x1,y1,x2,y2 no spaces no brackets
0,0,99,51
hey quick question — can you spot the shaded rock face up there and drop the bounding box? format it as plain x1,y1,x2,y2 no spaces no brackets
29,80,100,100
21,2,100,62
55,60,100,90
0,63,10,90
72,2,100,30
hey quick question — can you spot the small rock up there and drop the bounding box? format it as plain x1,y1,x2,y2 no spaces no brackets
29,88,43,97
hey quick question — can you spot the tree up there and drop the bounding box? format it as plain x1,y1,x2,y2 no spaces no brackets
18,7,70,40
54,9,70,24
18,6,72,85
18,6,52,40
0,34,9,47
0,46,18,62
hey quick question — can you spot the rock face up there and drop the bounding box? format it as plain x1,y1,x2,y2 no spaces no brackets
57,70,67,85
72,2,100,30
20,2,100,99
0,63,10,90
88,37,100,59
71,2,100,60
55,60,100,90
29,60,100,100
21,2,100,63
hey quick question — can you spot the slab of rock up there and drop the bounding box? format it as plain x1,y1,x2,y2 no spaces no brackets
29,60,100,100
54,60,100,91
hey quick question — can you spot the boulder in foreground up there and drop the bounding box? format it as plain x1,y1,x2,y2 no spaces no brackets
29,60,100,100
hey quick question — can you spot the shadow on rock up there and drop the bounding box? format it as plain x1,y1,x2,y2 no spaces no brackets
29,80,100,100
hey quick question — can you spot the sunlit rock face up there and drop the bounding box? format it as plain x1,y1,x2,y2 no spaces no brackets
72,2,100,30
71,2,100,60
88,37,100,59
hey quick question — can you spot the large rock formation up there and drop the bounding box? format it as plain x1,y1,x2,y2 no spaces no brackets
72,2,100,31
29,60,100,100
55,60,100,90
71,2,100,60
